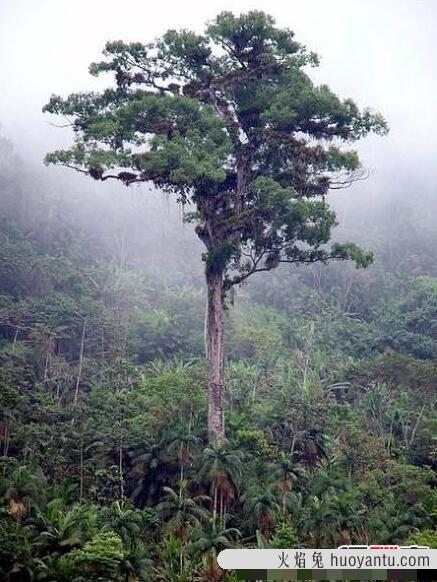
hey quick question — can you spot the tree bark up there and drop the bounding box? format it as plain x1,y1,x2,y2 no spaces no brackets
206,271,225,443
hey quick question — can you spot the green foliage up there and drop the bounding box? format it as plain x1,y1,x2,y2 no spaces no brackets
0,212,435,577
235,428,274,458
271,520,300,548
2,11,437,582
44,10,386,286
405,529,437,548
376,276,437,358
59,531,124,580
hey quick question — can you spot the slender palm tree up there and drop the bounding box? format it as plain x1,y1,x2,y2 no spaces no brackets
152,534,194,582
197,445,243,528
188,518,240,582
241,484,280,537
269,455,306,515
156,480,210,540
100,500,144,548
302,492,341,547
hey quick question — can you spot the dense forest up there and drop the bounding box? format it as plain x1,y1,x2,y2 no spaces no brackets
1,129,436,580
1,9,437,582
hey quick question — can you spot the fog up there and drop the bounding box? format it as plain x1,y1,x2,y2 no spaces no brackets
1,0,436,279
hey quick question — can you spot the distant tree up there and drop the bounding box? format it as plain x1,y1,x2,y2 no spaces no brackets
188,518,240,582
44,11,387,442
198,446,242,525
241,483,280,536
157,480,209,540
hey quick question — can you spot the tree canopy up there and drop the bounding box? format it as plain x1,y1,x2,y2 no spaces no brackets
44,11,387,287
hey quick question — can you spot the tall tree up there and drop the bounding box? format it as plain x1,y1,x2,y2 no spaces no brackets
43,11,387,442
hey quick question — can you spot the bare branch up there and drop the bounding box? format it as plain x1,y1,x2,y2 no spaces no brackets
329,168,369,190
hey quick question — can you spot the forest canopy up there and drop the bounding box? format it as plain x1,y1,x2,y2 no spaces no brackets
0,8,435,582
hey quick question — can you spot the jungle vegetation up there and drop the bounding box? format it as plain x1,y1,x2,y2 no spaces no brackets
0,11,435,582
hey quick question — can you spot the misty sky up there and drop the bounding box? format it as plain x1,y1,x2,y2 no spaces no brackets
1,0,436,214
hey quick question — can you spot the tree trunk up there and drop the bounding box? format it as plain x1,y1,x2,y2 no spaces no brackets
74,319,87,406
206,271,225,443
